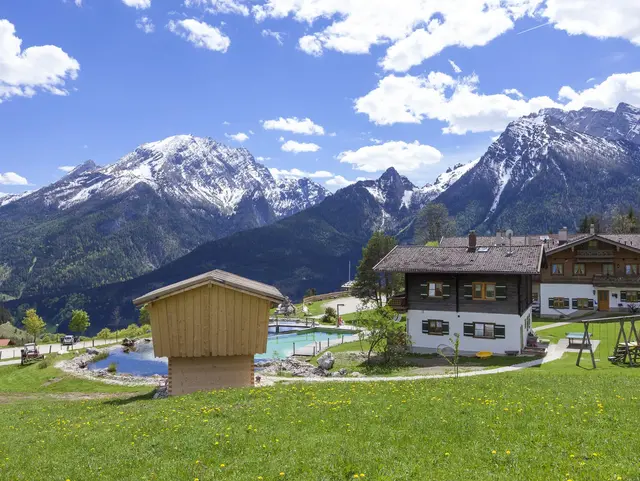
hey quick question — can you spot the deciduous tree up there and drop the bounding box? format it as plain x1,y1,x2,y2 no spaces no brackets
22,308,46,342
69,309,90,335
414,203,456,245
351,232,401,307
139,305,151,325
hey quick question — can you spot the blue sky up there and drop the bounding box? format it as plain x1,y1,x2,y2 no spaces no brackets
2,0,640,194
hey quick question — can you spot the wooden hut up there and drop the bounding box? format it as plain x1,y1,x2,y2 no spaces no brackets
133,270,284,395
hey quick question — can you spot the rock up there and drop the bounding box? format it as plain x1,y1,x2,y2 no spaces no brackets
349,372,363,378
86,348,99,355
153,386,169,399
312,367,329,377
317,351,335,370
338,368,348,376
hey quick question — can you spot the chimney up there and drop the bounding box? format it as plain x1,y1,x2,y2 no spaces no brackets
523,235,529,246
468,230,477,252
559,227,568,245
495,229,503,246
590,223,595,235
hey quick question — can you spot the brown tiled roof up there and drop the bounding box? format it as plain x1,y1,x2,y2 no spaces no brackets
546,234,640,254
133,269,285,306
0,339,11,347
440,233,588,248
374,245,544,274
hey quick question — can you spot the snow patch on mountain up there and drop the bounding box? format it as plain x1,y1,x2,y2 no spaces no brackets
7,135,329,218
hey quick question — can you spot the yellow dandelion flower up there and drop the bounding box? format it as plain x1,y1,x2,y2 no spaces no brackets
280,472,285,476
220,464,225,468
353,475,359,479
506,450,511,455
491,450,496,455
445,453,450,456
360,474,365,478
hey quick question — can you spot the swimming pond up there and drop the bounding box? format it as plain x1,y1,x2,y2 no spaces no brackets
88,329,347,376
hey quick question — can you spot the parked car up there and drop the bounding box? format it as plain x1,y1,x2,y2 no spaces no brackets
61,335,75,346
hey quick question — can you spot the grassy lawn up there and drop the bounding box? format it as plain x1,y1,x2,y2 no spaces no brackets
307,341,537,377
0,357,151,394
0,367,638,480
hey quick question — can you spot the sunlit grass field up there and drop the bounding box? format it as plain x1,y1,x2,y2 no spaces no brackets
0,362,639,480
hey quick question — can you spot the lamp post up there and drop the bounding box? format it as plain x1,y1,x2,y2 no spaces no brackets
336,303,345,327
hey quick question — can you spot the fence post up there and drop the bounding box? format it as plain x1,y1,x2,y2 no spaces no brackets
92,339,95,347
49,345,52,354
342,335,344,344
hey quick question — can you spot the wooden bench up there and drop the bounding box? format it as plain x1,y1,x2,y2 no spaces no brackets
566,332,590,347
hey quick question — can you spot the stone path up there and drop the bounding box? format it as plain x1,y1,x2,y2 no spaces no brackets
0,338,113,362
533,321,571,332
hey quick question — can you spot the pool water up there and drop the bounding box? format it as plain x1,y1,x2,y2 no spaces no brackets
88,330,346,376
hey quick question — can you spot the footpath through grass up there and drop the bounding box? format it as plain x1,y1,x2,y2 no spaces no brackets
1,366,639,480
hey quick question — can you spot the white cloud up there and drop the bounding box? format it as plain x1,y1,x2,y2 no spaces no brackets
0,20,80,103
184,0,249,16
448,59,462,74
167,19,230,53
252,0,541,72
256,156,271,161
338,140,442,173
225,132,249,142
587,77,596,84
356,69,640,135
270,168,333,179
74,0,82,6
136,16,155,34
122,0,151,9
263,117,325,135
249,129,255,135
542,0,640,45
278,136,285,142
325,175,354,188
298,35,323,56
281,140,321,153
262,29,284,45
503,88,525,98
355,72,560,134
328,132,337,137
559,72,640,111
222,120,230,125
58,166,75,173
369,138,383,144
0,172,29,185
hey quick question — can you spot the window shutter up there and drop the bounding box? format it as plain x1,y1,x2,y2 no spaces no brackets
572,298,578,309
442,284,451,298
621,291,627,302
464,285,473,299
563,298,570,308
442,321,450,335
588,299,594,309
420,284,428,298
494,325,506,339
421,320,429,334
548,298,554,308
463,323,474,337
495,285,507,300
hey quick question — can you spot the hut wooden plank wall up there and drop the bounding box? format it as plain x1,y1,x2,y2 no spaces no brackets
133,270,284,396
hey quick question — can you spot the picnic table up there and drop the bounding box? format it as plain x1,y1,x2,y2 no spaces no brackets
566,332,590,347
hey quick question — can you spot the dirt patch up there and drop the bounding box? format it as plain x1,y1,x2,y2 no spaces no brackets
41,377,63,387
0,392,144,404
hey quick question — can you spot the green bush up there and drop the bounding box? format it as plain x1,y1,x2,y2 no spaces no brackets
92,351,109,362
37,353,58,369
107,362,117,373
320,306,337,324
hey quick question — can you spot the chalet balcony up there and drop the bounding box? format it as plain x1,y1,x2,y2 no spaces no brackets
576,249,615,259
387,294,407,313
592,275,640,287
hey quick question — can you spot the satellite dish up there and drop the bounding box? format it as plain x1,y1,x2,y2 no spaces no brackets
505,229,514,239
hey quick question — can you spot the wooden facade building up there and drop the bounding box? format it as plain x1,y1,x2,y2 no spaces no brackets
133,270,284,395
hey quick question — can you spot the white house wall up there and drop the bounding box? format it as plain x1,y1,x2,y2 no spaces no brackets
540,283,595,317
406,308,531,355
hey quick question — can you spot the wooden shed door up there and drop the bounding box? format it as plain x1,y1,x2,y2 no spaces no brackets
597,290,609,311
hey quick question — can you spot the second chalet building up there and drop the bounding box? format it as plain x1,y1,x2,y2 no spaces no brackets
441,226,640,318
374,232,545,355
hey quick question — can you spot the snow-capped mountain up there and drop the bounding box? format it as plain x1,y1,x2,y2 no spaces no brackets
436,102,640,233
0,135,328,299
12,135,328,217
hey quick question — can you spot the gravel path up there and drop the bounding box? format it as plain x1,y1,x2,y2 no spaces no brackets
533,321,571,332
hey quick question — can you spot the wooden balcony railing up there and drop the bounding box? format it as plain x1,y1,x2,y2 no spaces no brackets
387,294,408,312
592,275,640,287
576,250,615,258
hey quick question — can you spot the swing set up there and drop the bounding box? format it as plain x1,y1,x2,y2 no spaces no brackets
575,315,640,369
